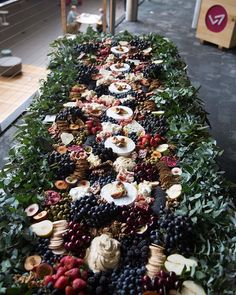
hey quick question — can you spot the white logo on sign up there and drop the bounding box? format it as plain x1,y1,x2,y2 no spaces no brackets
208,14,225,25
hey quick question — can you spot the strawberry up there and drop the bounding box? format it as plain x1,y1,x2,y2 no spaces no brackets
76,258,84,266
86,120,93,128
63,256,76,270
72,278,86,290
65,286,76,295
55,266,67,279
54,276,69,289
91,127,97,135
44,275,55,286
65,268,80,280
150,137,157,147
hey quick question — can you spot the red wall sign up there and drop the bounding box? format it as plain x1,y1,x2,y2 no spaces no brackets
205,5,228,33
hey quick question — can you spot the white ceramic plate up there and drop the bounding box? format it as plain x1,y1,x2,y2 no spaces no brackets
110,63,130,72
104,136,135,156
100,181,137,206
111,46,129,55
106,106,133,120
109,82,131,94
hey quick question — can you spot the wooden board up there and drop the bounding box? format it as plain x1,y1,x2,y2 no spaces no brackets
0,64,47,132
196,0,236,48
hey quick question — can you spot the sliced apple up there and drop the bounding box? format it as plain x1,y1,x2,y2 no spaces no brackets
25,203,39,217
156,144,169,153
24,255,42,271
33,211,48,221
182,280,206,295
164,260,185,275
60,132,74,145
31,220,53,238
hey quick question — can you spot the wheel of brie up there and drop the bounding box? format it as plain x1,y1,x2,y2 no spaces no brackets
106,106,133,120
104,136,135,156
109,82,131,94
110,63,130,72
111,46,129,55
101,181,137,206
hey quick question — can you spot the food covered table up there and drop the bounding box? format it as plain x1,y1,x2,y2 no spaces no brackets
0,30,234,295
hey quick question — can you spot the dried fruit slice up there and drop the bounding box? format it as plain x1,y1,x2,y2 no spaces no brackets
25,203,39,217
35,263,53,278
31,220,53,237
55,180,69,190
33,211,48,221
56,145,68,154
65,176,78,186
24,255,42,271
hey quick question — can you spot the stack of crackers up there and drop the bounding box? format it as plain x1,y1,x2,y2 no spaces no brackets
146,244,166,278
49,220,68,255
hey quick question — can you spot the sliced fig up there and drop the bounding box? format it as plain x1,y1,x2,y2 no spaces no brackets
55,180,69,190
35,263,53,278
24,255,42,271
45,190,61,206
25,203,39,217
33,211,48,221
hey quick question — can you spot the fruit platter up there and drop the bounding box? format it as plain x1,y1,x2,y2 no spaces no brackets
0,30,235,295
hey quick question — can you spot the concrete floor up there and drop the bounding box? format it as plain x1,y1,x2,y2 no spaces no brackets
0,0,236,183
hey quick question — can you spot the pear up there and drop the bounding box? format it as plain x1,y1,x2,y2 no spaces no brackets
164,260,184,275
165,254,197,275
31,220,53,238
182,280,206,295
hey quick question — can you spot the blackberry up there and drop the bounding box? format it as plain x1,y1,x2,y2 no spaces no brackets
133,91,147,102
128,51,150,61
139,114,168,136
143,63,163,79
56,107,85,122
75,42,98,54
76,64,98,85
94,84,109,97
120,234,150,267
48,151,75,179
92,144,117,162
87,270,112,295
121,99,138,111
130,37,150,50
